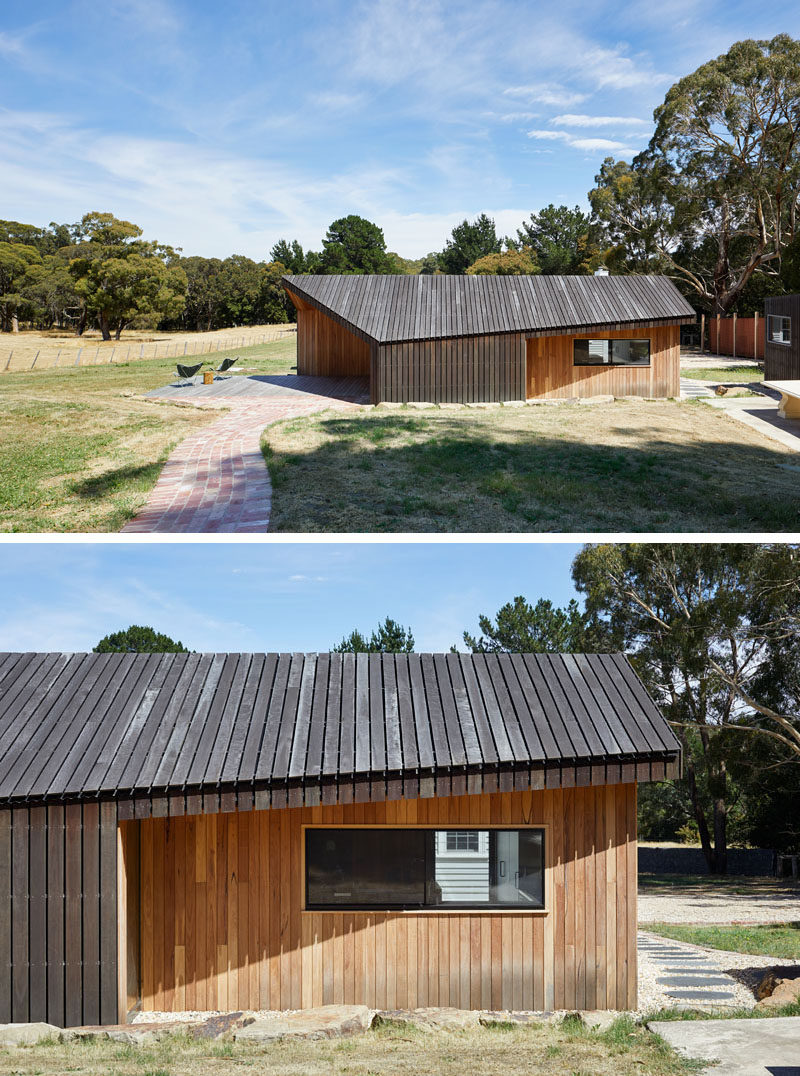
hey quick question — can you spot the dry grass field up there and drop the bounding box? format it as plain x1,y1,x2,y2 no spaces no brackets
0,324,295,371
263,398,800,532
0,1017,700,1076
0,337,296,531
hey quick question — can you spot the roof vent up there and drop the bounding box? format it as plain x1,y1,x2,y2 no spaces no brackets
594,265,609,276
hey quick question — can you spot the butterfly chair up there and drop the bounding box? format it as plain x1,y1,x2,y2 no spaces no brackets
214,355,239,378
175,361,204,385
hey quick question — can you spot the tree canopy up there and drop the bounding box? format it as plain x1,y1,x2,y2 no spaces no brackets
465,248,539,275
94,625,189,654
572,543,800,871
320,215,395,274
461,596,596,654
438,214,502,275
334,616,415,653
590,35,800,314
514,204,601,275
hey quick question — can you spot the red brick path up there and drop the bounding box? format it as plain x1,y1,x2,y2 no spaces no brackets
122,397,361,533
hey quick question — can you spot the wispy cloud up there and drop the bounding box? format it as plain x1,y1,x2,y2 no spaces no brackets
527,128,636,154
552,113,652,129
503,83,587,108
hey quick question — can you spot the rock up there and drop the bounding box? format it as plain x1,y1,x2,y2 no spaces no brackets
577,394,614,406
406,401,436,409
0,1022,62,1047
465,401,501,409
233,1005,375,1043
756,976,800,1010
501,400,526,407
756,970,780,1001
403,1007,482,1031
714,384,729,396
580,1010,619,1032
438,403,464,410
376,401,404,409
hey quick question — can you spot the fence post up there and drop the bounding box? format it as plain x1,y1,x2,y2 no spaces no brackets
110,347,115,364
732,312,736,359
31,350,40,369
716,314,720,356
753,311,759,361
700,314,705,354
140,344,145,358
5,351,13,371
75,348,83,366
55,350,61,367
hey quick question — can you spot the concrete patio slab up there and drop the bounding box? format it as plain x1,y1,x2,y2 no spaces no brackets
650,1016,800,1075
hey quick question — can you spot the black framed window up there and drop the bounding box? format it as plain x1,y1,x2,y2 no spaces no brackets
573,338,651,367
768,315,791,345
305,828,545,910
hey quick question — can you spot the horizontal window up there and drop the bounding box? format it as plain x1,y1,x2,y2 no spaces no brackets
305,828,545,910
573,338,651,367
768,315,792,345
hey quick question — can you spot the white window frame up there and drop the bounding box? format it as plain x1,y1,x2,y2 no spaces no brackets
767,314,792,346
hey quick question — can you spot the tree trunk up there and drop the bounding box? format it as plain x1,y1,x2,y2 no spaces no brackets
11,313,19,334
98,312,111,341
76,309,88,336
685,763,717,872
713,797,728,875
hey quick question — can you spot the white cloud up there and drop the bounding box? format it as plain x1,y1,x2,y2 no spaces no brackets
552,113,652,128
503,83,587,108
582,46,672,90
527,128,637,155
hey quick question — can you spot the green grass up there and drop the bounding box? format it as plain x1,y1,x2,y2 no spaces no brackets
680,365,764,382
0,1018,702,1076
639,874,798,895
641,922,800,960
262,398,800,532
0,336,296,532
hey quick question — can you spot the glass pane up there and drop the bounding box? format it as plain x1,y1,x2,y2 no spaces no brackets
306,829,426,907
769,316,791,344
434,831,490,903
612,339,650,366
490,831,544,905
574,339,610,365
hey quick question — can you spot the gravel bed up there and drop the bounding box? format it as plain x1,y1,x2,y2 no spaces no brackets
131,1009,287,1024
638,890,800,925
637,931,800,1014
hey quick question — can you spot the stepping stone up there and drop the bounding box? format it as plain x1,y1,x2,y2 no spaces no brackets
663,989,736,1000
658,977,735,987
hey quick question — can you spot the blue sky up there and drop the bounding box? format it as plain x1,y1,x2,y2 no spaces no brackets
0,542,581,652
2,1,797,258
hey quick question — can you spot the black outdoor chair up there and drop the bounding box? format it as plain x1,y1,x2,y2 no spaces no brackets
175,361,204,385
214,356,239,378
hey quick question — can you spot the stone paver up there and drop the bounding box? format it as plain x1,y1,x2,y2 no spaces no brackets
650,1015,800,1075
233,1004,375,1043
123,391,362,533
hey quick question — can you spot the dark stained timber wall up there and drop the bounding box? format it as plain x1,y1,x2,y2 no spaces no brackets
764,294,800,381
376,333,527,403
0,803,118,1027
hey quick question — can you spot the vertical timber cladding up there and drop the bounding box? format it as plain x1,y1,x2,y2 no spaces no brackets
133,784,638,1014
526,324,681,399
294,296,373,379
376,332,527,404
0,802,118,1027
764,294,800,381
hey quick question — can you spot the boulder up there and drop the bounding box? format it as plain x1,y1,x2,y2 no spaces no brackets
376,401,404,410
756,975,800,1010
501,400,526,407
233,1005,375,1043
580,1010,619,1032
406,401,436,409
438,402,464,410
577,394,614,406
0,1022,62,1047
403,1007,482,1031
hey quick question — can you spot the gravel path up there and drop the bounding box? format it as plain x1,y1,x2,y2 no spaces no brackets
639,885,800,924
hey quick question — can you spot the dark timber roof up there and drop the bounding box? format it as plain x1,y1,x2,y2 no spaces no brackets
0,652,679,809
283,273,696,345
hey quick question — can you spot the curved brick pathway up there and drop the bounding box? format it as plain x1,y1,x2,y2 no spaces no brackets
122,394,361,533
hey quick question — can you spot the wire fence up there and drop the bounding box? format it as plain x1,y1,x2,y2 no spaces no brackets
0,326,297,373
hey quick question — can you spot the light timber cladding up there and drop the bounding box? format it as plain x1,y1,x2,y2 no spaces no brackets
293,293,373,379
130,784,638,1014
526,325,681,399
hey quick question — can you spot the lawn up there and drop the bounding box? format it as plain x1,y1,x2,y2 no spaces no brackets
639,874,799,896
0,337,296,532
680,365,764,382
0,1017,700,1076
262,398,800,532
641,922,800,960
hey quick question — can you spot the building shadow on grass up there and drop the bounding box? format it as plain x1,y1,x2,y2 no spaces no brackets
69,462,164,500
265,413,800,533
